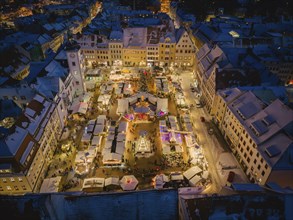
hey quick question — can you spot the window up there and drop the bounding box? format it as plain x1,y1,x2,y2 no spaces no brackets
72,62,76,66
6,186,12,191
265,164,268,169
261,171,265,176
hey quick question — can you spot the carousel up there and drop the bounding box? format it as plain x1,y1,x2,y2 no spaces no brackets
117,92,168,122
132,95,154,121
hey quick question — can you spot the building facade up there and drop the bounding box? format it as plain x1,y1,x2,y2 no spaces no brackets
0,94,62,194
213,88,293,187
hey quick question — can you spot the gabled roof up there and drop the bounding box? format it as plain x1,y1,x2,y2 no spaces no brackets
123,27,147,47
2,126,29,157
245,99,293,144
175,27,185,43
35,76,62,99
109,30,123,41
193,24,218,44
0,99,22,121
45,60,67,79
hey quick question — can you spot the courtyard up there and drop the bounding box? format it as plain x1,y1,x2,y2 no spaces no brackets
44,66,211,193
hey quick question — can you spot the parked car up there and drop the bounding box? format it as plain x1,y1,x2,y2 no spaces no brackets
200,116,205,122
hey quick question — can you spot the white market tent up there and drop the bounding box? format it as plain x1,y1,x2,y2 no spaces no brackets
201,171,209,180
108,125,116,133
153,174,169,189
104,141,113,149
118,121,127,133
107,133,115,141
168,115,177,122
159,120,167,127
175,145,183,153
93,124,104,136
102,148,111,155
117,99,129,114
69,101,88,115
87,124,95,133
102,153,122,165
40,176,62,193
116,133,126,142
115,142,125,155
98,94,111,106
182,115,191,123
96,115,107,125
157,98,168,113
91,135,102,147
120,175,138,191
82,177,105,192
189,175,201,187
185,123,193,132
190,158,200,165
183,166,203,180
79,92,92,103
88,119,96,125
81,132,92,144
162,145,171,154
105,177,120,187
75,151,87,164
170,172,184,181
86,146,97,163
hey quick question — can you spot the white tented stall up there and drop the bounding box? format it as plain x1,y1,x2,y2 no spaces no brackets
189,175,201,187
183,166,203,180
82,177,105,192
